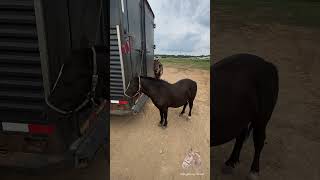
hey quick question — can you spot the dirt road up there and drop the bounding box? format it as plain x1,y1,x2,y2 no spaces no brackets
0,148,108,180
211,6,320,180
111,67,210,180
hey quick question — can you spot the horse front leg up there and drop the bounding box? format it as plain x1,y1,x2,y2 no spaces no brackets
162,108,168,128
158,110,164,127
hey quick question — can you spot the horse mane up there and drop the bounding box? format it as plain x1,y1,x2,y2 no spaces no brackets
140,76,170,84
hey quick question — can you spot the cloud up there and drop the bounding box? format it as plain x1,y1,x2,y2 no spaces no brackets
148,0,210,55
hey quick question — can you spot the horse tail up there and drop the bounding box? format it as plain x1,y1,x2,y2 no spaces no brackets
257,61,279,125
192,81,197,101
244,61,278,141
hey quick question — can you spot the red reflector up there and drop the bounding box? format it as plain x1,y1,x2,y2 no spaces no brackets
28,124,55,135
119,100,128,105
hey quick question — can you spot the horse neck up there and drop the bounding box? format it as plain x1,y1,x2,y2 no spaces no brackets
140,78,159,98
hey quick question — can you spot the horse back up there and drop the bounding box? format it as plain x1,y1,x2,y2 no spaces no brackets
174,79,197,97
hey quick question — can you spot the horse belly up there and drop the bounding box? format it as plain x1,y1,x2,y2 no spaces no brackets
170,100,187,108
212,110,253,146
212,83,257,146
169,95,188,108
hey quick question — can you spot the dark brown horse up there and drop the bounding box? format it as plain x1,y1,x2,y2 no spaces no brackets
211,54,279,179
125,76,197,128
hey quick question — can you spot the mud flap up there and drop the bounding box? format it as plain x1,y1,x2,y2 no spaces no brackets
70,109,108,168
132,94,149,113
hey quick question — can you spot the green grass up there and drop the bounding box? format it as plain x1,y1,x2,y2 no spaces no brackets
215,0,320,28
160,58,210,70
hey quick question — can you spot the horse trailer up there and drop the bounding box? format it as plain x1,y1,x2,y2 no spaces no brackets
110,0,155,115
0,0,108,169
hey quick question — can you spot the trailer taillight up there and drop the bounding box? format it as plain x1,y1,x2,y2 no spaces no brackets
111,99,130,112
119,100,128,105
111,100,129,105
1,122,55,135
28,124,55,135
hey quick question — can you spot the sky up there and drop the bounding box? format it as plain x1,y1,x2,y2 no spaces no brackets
148,0,210,56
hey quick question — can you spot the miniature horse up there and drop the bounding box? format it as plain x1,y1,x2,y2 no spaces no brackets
211,54,279,179
125,76,197,128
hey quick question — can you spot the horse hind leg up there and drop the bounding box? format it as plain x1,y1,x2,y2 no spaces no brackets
179,103,188,117
187,82,197,120
247,126,266,180
222,127,248,174
187,100,193,120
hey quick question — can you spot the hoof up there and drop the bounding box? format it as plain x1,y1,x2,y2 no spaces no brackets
158,122,163,127
221,164,234,175
247,172,259,180
162,125,167,129
186,116,191,120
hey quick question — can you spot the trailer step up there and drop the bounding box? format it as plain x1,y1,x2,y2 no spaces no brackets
0,52,41,65
0,91,43,101
0,79,42,89
110,82,123,87
110,51,119,56
0,38,39,51
0,1,34,10
110,56,120,60
0,24,37,38
0,10,36,25
110,87,124,91
110,69,123,74
0,66,42,77
0,102,44,112
110,65,121,70
110,92,124,97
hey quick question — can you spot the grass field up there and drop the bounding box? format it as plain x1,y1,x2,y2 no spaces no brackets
160,57,210,70
214,0,320,28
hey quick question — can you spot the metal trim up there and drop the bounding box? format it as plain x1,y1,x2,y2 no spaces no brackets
34,0,50,99
116,25,126,94
121,0,124,13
